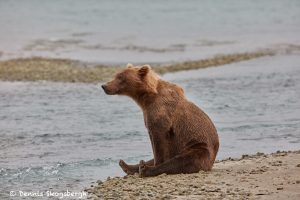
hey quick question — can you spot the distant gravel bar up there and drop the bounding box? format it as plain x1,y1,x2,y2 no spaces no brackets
85,150,300,200
0,50,275,83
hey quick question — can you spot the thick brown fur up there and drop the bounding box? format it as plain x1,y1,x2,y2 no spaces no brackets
102,64,219,177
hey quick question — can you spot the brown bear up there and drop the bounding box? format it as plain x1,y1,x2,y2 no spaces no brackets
101,63,219,177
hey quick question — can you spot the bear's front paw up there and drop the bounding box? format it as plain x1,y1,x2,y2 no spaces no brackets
139,160,147,178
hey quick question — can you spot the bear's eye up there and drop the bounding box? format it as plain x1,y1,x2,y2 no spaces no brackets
117,74,126,83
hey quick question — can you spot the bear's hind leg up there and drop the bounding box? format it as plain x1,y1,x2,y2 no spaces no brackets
119,159,154,175
139,146,211,177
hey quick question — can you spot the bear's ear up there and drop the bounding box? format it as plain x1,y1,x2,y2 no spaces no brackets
138,65,151,77
126,63,134,68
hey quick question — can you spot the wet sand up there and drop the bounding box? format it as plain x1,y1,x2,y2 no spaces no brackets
85,150,300,200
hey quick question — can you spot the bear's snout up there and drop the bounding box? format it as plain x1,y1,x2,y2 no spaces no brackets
101,84,108,93
102,84,116,95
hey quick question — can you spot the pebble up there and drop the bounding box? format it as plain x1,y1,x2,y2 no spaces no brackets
256,152,265,156
242,154,249,159
147,192,154,197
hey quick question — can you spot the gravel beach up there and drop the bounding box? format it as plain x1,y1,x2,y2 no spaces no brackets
0,50,273,83
85,150,300,200
1,45,299,83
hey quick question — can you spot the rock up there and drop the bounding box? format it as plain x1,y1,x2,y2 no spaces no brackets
147,192,154,197
242,154,249,159
256,152,264,156
206,187,221,192
158,173,167,177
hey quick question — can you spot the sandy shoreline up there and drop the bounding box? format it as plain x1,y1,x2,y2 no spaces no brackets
85,150,300,200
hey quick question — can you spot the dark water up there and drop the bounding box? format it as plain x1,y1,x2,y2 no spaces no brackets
1,54,300,198
0,0,300,63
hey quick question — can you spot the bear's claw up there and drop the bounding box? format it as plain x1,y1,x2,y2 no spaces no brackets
139,160,147,177
119,159,130,174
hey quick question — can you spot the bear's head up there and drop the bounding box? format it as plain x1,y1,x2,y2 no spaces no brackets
101,63,159,97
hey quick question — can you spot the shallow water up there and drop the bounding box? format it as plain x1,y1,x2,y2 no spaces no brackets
0,53,300,198
1,0,300,63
